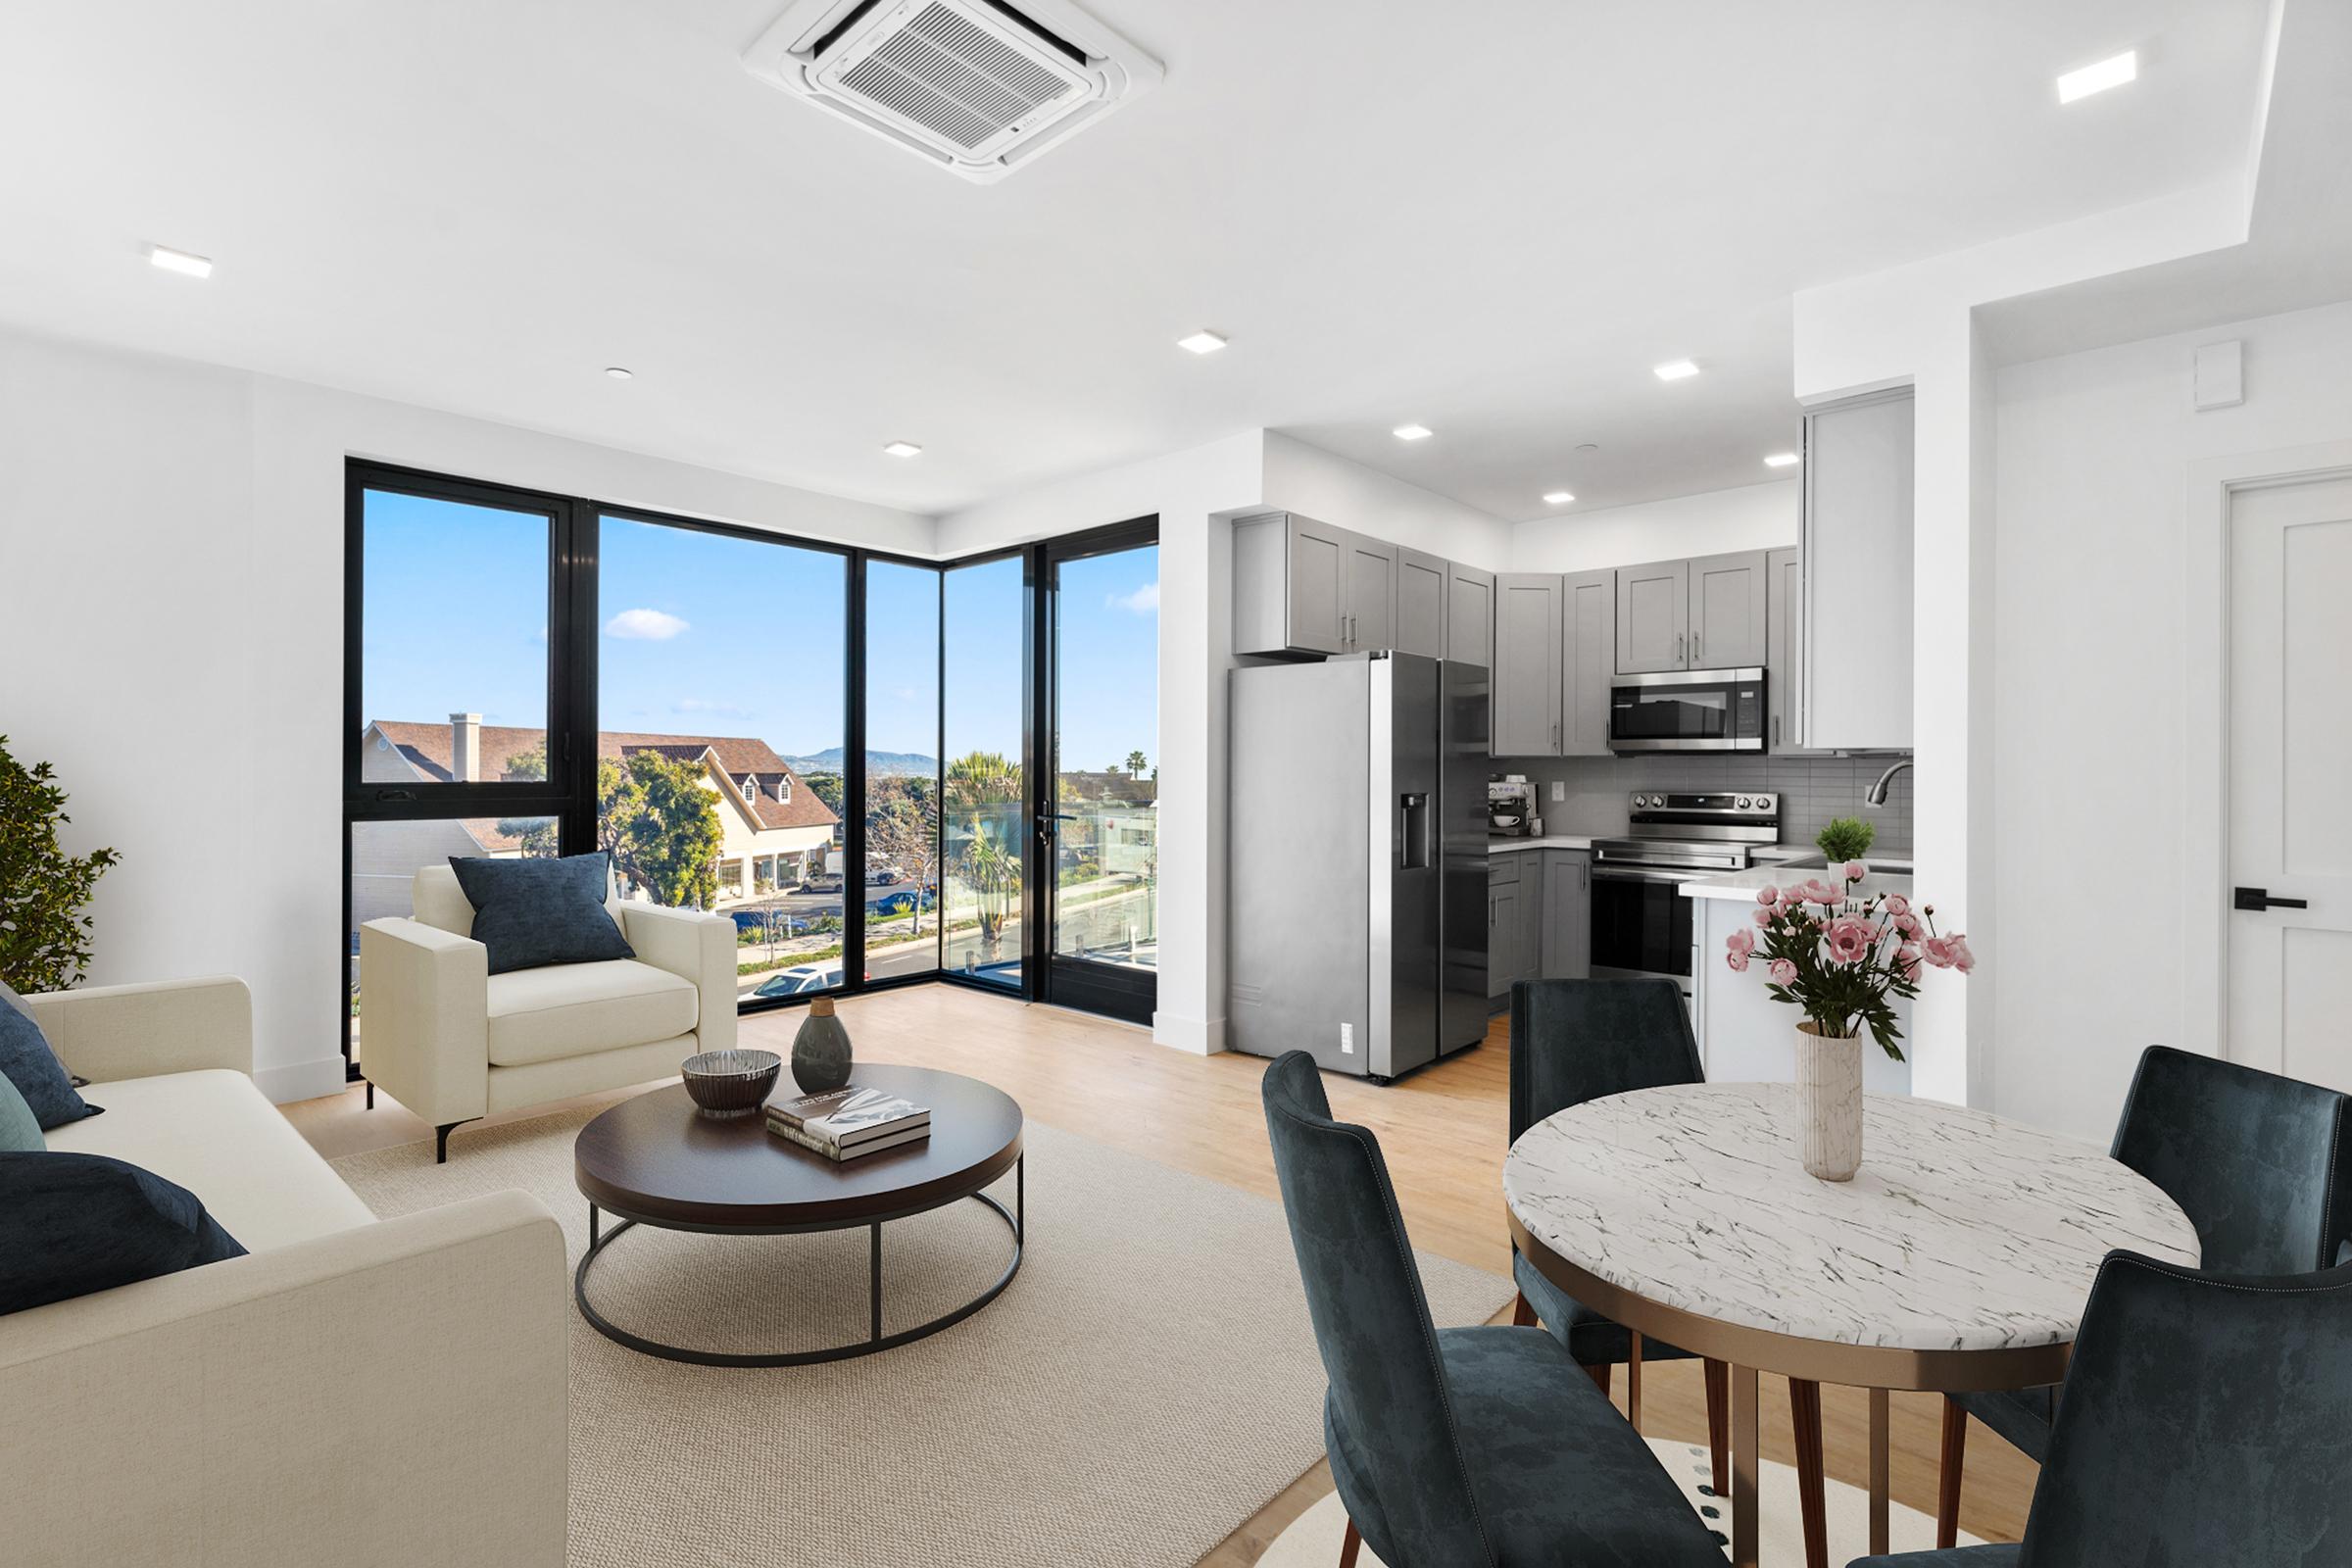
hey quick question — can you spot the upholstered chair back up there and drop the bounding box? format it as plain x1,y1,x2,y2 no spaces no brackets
2111,1046,2352,1273
409,863,629,943
2020,1252,2352,1564
1260,1051,1492,1567
1508,978,1703,1145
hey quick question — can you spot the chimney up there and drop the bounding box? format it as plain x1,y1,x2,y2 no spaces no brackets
450,713,482,782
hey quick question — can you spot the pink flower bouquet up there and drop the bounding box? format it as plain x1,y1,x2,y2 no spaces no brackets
1728,863,1971,1060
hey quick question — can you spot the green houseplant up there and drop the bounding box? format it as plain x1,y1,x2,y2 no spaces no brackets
0,736,122,993
1815,815,1875,864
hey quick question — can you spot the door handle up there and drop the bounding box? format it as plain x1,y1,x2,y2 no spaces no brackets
2234,887,2310,910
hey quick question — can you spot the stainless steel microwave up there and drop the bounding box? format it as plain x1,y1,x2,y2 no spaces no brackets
1608,667,1766,752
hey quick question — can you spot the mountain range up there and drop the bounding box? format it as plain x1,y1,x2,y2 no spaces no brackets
782,748,938,778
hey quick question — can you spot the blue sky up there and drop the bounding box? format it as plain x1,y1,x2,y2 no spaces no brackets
361,491,1156,772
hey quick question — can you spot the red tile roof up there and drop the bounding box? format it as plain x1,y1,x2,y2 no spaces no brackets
369,721,840,831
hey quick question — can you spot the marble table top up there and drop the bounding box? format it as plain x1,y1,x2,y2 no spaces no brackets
1503,1084,2199,1353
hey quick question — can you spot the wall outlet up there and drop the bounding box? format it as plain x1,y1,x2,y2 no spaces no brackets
1340,1022,1355,1054
1550,780,1564,802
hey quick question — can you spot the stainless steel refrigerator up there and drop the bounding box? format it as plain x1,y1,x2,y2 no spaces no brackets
1227,652,1490,1080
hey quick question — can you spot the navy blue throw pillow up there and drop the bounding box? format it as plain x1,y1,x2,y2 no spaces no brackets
0,979,101,1131
0,1151,246,1315
447,852,635,976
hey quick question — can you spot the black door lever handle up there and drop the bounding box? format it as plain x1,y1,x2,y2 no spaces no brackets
2234,886,2309,911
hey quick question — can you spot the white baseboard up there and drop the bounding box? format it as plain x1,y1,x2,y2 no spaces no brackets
253,1054,351,1104
1151,1010,1228,1055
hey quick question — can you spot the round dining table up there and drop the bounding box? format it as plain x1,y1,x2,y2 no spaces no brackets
1502,1083,2199,1568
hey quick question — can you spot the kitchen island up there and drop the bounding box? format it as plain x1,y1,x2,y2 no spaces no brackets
1682,863,1917,1094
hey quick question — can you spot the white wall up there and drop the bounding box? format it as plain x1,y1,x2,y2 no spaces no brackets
1261,431,1515,570
1508,480,1798,573
0,327,931,1100
1990,297,2352,1144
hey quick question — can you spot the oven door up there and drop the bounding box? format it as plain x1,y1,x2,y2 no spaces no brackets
1609,667,1766,752
1589,867,1710,986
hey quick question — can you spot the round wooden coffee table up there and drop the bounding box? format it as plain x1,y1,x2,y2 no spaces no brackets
572,1062,1024,1366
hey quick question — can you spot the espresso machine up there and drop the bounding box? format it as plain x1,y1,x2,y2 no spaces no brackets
1488,777,1537,837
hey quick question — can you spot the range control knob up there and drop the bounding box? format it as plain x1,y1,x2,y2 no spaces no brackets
1735,796,1751,808
1646,795,1663,808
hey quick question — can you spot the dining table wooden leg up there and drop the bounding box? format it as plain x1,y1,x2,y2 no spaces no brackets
1703,1358,1731,1496
1788,1378,1829,1568
1627,1332,1643,1431
1869,1387,1891,1556
1731,1362,1759,1568
1936,1396,1967,1548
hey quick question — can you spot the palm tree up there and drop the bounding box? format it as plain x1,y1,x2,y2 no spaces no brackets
946,752,1023,960
1124,750,1148,779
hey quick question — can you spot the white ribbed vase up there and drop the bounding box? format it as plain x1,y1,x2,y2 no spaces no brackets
1794,1023,1864,1182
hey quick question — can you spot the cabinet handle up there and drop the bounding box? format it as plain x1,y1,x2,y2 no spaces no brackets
1676,632,1685,664
1349,613,1357,646
1773,714,1782,747
1693,632,1701,663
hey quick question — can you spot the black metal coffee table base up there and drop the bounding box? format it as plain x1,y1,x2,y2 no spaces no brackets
573,1154,1024,1368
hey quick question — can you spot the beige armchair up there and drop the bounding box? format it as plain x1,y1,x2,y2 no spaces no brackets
359,865,737,1159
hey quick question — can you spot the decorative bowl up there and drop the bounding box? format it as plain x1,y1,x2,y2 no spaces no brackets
680,1049,783,1119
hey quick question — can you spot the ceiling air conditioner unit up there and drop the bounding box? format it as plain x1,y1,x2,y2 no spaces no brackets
743,0,1162,183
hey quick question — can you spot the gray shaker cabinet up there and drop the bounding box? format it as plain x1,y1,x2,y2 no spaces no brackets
1688,550,1769,669
1488,854,1544,1001
1541,850,1592,979
1393,546,1448,660
1615,558,1690,673
1447,562,1494,668
1561,568,1615,757
1344,534,1396,653
1231,511,1401,658
1766,546,1826,755
1492,573,1563,757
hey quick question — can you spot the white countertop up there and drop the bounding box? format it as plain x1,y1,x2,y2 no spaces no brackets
1681,864,1914,903
1487,835,1596,854
1504,1083,2199,1352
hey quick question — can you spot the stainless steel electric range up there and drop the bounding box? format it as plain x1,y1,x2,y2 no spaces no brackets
1588,791,1781,1003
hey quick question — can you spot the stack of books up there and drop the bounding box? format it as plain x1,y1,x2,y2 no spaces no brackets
765,1084,931,1161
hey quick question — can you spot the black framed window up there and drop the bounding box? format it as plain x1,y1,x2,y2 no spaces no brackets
343,460,1156,1074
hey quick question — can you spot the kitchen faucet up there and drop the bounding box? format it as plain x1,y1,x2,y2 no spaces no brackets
1864,759,1911,808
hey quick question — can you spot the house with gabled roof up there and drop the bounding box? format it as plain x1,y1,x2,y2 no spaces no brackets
355,714,838,922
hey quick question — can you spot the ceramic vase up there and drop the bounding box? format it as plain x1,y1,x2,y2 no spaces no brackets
792,997,854,1094
1794,1022,1864,1181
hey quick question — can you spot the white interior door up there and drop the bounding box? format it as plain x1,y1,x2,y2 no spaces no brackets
2228,473,2352,1091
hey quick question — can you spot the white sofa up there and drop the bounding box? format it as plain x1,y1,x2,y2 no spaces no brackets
0,976,566,1568
360,865,737,1160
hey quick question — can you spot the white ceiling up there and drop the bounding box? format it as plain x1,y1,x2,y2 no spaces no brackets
0,1,2275,524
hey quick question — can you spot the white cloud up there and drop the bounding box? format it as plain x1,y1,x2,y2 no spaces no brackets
1107,581,1159,615
605,608,689,641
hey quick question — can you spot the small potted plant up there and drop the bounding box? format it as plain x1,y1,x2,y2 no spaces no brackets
1724,862,1972,1180
1814,815,1874,865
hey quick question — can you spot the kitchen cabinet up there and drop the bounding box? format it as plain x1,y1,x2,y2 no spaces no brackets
1688,550,1769,669
1232,511,1396,658
1765,546,1826,754
1488,854,1544,1001
1492,574,1563,757
1541,850,1592,978
1800,388,1914,748
1447,562,1494,668
1344,534,1396,652
1615,559,1690,673
1560,568,1615,756
1393,546,1447,660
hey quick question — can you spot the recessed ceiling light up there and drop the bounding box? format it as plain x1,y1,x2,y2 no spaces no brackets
603,366,634,380
1543,491,1575,506
882,440,923,458
1763,452,1800,468
147,244,213,278
1176,329,1228,355
2057,50,2136,104
1653,360,1699,381
1393,424,1433,441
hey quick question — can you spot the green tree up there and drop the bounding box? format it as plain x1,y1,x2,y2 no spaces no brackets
865,775,940,937
804,770,846,814
946,751,1022,960
621,752,725,909
1125,750,1148,779
0,736,122,992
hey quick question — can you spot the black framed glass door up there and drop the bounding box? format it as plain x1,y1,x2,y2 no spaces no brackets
1030,518,1158,1024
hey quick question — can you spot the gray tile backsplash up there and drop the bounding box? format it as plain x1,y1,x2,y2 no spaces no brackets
1494,752,1914,857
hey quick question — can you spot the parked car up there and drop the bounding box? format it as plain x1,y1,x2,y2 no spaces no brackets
802,871,845,893
752,964,839,998
868,888,937,917
865,866,902,886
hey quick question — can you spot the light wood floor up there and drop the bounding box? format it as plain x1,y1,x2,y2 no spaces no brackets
285,984,2038,1560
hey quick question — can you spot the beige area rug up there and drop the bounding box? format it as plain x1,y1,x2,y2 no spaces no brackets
334,1105,1512,1568
1257,1436,1986,1565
